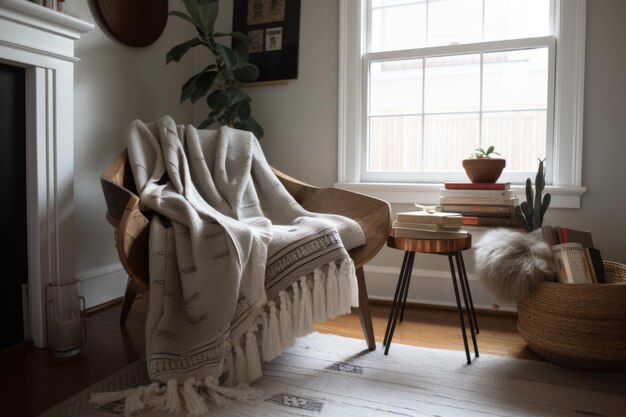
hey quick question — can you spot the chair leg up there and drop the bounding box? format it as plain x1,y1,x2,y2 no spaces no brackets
354,266,376,351
120,277,139,325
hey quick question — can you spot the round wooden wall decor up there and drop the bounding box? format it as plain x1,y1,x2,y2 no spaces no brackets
93,0,169,47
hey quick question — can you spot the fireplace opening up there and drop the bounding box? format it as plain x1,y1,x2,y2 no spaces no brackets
0,63,28,350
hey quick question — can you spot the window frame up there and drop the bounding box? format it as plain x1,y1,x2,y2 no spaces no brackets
337,0,587,208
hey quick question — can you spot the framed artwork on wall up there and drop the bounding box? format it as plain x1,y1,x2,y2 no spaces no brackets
232,0,301,82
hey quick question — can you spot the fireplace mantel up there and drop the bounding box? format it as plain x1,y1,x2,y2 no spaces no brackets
0,0,93,348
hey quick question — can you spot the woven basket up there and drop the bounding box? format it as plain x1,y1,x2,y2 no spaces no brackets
517,260,626,371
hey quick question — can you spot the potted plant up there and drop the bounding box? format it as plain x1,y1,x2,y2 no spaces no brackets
166,0,264,139
515,158,551,232
462,146,506,183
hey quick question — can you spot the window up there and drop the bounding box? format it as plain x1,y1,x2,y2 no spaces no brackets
338,0,586,208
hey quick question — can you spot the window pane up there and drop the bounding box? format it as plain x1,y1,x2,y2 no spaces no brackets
369,116,422,171
370,60,423,115
482,48,549,111
423,114,479,170
371,3,426,52
427,0,482,47
482,111,547,171
484,0,550,42
424,54,480,113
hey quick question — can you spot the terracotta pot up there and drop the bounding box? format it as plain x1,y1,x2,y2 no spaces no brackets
462,158,505,183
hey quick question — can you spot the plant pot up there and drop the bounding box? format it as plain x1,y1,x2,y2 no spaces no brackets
462,158,505,183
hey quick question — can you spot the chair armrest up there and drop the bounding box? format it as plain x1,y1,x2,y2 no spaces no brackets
272,167,392,268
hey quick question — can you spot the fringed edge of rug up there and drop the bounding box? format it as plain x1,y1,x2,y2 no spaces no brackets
89,257,359,417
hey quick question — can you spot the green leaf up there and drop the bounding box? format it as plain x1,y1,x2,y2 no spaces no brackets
234,63,260,82
213,31,252,43
233,41,250,63
206,90,228,111
235,115,264,139
180,73,201,103
232,99,251,123
215,43,239,69
198,116,217,129
486,145,494,155
168,11,202,30
227,86,247,105
181,0,206,33
190,71,218,103
166,38,201,63
200,2,219,34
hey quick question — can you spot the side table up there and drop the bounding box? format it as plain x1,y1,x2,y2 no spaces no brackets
383,235,479,364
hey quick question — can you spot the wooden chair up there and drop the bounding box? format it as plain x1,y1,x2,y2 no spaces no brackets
100,150,391,350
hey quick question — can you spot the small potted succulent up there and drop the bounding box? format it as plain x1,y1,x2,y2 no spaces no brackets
462,145,506,183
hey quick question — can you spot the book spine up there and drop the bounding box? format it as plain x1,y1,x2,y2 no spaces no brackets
461,216,524,227
444,183,510,190
440,196,518,205
391,228,468,239
441,204,515,213
439,189,515,198
395,214,462,225
392,221,460,230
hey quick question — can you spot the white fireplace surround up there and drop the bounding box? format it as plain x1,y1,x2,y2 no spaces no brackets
0,0,92,347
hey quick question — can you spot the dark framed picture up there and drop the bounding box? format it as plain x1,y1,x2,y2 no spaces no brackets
232,0,301,82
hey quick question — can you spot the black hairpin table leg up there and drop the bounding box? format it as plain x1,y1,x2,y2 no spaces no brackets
383,251,410,347
384,251,415,355
458,252,479,334
448,254,471,364
455,254,479,358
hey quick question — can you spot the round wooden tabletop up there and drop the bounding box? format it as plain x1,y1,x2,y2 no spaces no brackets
387,234,472,254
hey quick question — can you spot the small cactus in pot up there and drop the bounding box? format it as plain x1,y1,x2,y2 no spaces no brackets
516,158,551,232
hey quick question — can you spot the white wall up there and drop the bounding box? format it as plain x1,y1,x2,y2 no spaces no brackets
64,1,195,307
70,0,626,311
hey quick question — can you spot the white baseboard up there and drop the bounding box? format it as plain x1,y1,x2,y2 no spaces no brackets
77,263,127,309
73,262,516,313
363,265,516,313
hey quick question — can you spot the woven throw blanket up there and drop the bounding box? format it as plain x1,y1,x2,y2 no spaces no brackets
91,116,365,416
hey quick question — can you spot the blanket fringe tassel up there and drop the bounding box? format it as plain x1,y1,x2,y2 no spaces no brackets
89,257,357,416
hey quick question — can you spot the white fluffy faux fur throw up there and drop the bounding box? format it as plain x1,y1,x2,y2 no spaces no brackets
474,228,556,303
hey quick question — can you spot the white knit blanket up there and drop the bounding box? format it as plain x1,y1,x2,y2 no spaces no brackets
92,116,365,415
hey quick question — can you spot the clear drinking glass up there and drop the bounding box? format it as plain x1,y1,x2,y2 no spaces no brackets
46,280,86,358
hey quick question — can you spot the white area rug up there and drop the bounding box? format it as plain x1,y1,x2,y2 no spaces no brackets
41,332,626,417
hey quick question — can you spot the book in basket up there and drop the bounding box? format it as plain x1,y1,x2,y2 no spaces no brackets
396,211,463,226
551,242,594,284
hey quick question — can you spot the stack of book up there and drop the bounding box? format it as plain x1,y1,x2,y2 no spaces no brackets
541,225,606,284
391,210,467,239
439,182,523,227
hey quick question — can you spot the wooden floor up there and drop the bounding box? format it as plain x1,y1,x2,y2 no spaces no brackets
0,296,538,417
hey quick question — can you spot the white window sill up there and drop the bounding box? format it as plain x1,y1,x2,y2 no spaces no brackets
334,182,586,209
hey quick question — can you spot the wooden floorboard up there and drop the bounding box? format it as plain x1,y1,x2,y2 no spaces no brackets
0,296,536,417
